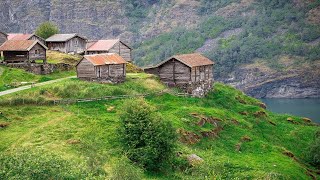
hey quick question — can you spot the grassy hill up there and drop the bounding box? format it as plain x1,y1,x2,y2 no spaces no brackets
0,73,319,179
0,66,75,91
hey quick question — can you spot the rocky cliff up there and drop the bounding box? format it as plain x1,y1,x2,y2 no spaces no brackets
222,57,320,98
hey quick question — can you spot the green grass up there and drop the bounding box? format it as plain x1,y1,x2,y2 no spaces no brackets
0,74,319,179
0,65,76,91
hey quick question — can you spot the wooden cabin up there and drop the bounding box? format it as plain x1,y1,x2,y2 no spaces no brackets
46,34,87,54
144,53,214,96
7,33,46,45
86,39,132,62
0,40,48,63
0,31,8,46
76,53,126,83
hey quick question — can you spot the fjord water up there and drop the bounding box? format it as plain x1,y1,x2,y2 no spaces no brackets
260,98,320,123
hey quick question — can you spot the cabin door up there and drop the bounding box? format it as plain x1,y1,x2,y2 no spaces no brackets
96,66,102,78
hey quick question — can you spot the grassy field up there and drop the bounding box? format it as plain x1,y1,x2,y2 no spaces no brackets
0,65,76,91
0,73,319,179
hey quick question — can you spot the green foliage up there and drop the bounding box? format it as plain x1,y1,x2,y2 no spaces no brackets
198,0,241,15
134,28,205,66
110,156,144,180
134,0,320,77
118,98,176,171
306,130,320,168
0,149,91,179
35,21,59,39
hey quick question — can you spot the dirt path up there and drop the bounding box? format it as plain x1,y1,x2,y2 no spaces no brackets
0,76,76,97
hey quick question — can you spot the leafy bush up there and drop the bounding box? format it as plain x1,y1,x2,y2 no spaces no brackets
0,149,91,179
110,156,144,180
35,21,59,39
118,98,176,171
306,130,320,168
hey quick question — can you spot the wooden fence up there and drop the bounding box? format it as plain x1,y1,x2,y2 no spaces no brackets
2,90,192,106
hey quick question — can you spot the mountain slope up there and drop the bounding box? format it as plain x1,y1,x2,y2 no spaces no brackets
0,0,319,97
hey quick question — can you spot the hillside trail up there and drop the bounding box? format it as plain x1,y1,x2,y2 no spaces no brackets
0,76,76,97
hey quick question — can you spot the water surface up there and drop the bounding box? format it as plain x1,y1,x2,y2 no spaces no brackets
260,98,320,123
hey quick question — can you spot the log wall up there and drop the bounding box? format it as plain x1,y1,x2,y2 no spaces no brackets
29,43,46,62
77,58,126,83
0,32,7,46
47,37,86,54
29,35,46,46
77,58,96,78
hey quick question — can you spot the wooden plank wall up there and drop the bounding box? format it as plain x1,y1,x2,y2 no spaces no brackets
48,42,66,53
77,58,96,78
0,32,7,46
158,59,191,84
29,35,46,46
66,37,86,54
29,43,46,62
119,42,131,62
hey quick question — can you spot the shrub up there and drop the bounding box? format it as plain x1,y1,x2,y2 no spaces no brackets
35,21,59,39
110,156,143,180
118,98,176,171
306,130,320,168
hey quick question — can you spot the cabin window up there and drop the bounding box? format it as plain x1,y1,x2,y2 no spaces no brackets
75,39,78,47
35,49,40,54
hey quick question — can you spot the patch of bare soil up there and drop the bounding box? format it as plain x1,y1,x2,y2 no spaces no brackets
307,6,320,25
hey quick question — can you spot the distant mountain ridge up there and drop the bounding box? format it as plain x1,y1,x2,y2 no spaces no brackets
1,0,320,98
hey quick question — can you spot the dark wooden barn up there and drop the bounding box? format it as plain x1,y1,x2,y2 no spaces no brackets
0,31,7,46
144,53,214,96
86,39,132,62
0,40,48,63
7,33,46,45
76,53,126,83
46,34,87,54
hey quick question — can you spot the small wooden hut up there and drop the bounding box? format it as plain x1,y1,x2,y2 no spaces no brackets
86,39,132,62
76,53,126,83
7,33,46,45
144,53,214,96
46,34,87,54
0,40,48,63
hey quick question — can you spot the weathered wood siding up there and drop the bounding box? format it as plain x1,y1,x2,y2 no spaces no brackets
29,35,46,46
119,42,131,62
77,58,96,78
191,65,213,82
0,32,7,46
29,43,46,62
47,37,86,54
158,59,191,84
65,37,86,54
3,51,28,63
48,42,66,52
85,41,132,61
77,58,126,82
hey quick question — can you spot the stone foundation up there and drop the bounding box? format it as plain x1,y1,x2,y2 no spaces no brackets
4,63,73,75
175,79,213,97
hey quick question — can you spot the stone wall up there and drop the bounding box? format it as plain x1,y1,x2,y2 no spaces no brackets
5,63,73,75
175,79,213,97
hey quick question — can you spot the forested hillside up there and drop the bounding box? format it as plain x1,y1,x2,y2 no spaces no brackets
0,0,319,97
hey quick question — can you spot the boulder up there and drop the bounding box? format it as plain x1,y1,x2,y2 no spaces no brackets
187,154,204,166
